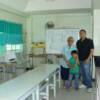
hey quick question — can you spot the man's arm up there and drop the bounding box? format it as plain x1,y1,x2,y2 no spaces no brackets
84,39,94,64
88,49,94,59
84,49,94,64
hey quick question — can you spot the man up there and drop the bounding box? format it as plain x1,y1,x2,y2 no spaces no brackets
76,29,94,92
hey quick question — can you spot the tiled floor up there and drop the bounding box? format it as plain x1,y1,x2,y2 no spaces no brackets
26,87,96,100
49,81,96,100
50,87,96,100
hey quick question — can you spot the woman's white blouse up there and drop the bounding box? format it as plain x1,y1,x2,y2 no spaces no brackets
59,45,77,68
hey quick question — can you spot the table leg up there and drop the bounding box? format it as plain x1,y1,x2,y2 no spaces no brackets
58,69,61,88
46,80,49,100
53,73,56,97
3,66,6,81
32,92,35,100
36,86,39,100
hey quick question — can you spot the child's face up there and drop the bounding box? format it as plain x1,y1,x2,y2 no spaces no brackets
72,53,78,59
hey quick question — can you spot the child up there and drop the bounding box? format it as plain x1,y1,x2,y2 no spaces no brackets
66,50,80,90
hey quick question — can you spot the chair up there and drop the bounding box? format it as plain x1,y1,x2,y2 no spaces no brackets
0,55,6,80
4,51,17,80
15,52,30,75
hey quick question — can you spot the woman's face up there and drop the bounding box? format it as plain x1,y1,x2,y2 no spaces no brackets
67,39,74,46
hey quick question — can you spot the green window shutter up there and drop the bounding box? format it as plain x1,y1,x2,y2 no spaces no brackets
0,20,5,33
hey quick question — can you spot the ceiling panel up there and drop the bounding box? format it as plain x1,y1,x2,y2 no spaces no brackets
25,0,91,12
0,0,29,11
0,0,92,12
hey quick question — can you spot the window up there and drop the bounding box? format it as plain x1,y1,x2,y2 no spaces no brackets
6,44,12,51
6,44,23,51
0,20,23,54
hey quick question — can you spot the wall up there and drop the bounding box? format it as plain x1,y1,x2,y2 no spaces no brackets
93,0,100,9
0,9,26,32
26,13,93,53
25,12,94,70
94,9,100,55
93,9,100,79
32,13,93,41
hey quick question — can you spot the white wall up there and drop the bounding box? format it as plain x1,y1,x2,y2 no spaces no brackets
0,9,26,31
94,9,100,55
26,16,33,53
93,0,100,9
33,13,92,42
92,9,100,79
26,13,93,53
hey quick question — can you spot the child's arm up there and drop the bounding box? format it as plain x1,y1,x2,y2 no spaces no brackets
72,62,77,68
71,59,79,69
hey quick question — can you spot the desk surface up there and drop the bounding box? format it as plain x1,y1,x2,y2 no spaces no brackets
96,68,100,89
0,64,59,100
96,68,100,100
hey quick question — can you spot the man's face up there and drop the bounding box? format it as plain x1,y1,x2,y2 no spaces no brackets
79,31,86,39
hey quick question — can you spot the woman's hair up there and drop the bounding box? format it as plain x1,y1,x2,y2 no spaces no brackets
71,50,78,55
67,36,74,41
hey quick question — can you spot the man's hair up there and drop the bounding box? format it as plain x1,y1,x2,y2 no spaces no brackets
79,29,86,33
71,50,78,55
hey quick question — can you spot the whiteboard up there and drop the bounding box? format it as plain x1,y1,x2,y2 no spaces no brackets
46,28,79,54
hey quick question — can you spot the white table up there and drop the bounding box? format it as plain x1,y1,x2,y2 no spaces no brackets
96,68,100,100
0,64,60,100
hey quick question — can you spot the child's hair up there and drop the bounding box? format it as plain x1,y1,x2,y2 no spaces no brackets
71,50,78,55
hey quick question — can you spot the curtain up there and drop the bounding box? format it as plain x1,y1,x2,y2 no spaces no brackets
0,20,23,45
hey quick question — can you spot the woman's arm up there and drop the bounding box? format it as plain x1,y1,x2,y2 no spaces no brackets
62,54,70,67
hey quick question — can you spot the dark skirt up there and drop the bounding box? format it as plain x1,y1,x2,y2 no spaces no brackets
61,66,70,80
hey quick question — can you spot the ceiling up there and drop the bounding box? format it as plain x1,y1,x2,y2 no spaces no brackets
0,0,92,12
25,0,91,12
0,0,29,11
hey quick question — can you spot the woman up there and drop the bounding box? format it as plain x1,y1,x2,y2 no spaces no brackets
60,36,77,88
